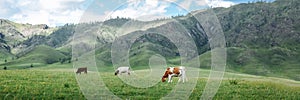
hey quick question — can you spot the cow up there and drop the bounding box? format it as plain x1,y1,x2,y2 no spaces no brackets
115,67,130,75
161,66,187,83
76,67,87,74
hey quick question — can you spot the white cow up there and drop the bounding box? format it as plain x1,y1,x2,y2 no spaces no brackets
115,67,131,75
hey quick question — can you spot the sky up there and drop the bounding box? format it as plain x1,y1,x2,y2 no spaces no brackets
0,0,275,27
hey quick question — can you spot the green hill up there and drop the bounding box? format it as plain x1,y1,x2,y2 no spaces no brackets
196,46,300,81
1,45,67,69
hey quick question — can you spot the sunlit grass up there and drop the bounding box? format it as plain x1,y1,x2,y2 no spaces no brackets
0,70,84,99
0,68,299,99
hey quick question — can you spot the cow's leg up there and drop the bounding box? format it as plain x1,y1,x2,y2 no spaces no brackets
182,71,187,83
184,74,188,82
180,69,186,83
182,75,185,83
128,68,130,75
168,75,172,83
178,76,182,83
182,72,186,83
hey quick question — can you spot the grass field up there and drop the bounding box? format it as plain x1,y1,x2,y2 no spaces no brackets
0,64,299,100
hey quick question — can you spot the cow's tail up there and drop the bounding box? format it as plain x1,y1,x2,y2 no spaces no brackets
115,70,119,75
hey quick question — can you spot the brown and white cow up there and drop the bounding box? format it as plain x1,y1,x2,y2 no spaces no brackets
162,66,187,83
76,67,87,74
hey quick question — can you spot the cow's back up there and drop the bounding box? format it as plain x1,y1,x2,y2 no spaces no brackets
76,67,87,73
117,67,130,72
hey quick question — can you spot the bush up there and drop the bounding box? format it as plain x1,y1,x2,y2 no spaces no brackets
229,79,240,85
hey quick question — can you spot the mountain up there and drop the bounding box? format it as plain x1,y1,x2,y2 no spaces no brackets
215,0,300,80
0,0,299,80
0,19,58,58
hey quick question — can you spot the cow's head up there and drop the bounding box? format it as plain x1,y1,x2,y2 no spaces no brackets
114,70,119,75
161,68,171,82
162,77,166,82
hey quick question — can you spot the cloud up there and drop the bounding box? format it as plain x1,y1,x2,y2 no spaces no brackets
0,0,237,26
179,0,235,10
2,0,88,26
110,0,169,21
195,0,210,6
79,11,111,23
205,0,236,8
0,0,19,18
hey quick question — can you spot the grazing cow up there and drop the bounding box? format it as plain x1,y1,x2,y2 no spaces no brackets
115,67,130,75
76,67,87,74
162,66,187,83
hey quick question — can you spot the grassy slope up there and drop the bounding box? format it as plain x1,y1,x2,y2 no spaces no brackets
226,47,300,80
195,47,300,81
94,44,300,81
0,49,13,62
0,45,67,69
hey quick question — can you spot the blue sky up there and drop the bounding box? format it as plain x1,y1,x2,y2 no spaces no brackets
0,0,275,26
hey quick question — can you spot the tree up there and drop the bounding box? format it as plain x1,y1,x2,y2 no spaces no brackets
60,58,67,64
3,66,7,70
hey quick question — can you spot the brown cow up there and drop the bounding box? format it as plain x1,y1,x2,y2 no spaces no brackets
162,66,187,83
76,67,87,74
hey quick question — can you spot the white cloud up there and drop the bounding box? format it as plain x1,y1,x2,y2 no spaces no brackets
0,0,15,17
195,0,209,6
205,0,235,8
110,0,169,21
179,0,235,10
79,11,111,23
1,0,237,26
5,0,87,26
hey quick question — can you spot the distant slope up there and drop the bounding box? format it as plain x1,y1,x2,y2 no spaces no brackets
189,46,300,81
19,45,67,64
215,0,300,48
212,0,300,80
1,45,67,68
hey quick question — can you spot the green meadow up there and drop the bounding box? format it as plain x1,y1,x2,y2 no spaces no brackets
0,64,299,100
